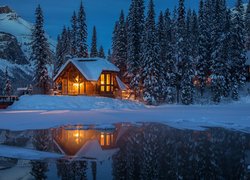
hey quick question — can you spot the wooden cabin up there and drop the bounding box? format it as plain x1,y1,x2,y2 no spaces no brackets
53,58,127,97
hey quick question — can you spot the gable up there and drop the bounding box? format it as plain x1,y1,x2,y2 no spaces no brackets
53,58,119,82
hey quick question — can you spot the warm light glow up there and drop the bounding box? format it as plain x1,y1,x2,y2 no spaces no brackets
101,74,105,85
75,76,79,82
100,133,105,146
74,132,80,138
73,83,79,87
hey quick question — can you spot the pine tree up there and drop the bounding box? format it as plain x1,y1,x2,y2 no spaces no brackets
230,0,247,100
176,0,194,105
164,9,177,104
77,1,88,57
112,10,128,79
176,0,187,104
112,22,119,63
210,0,229,103
70,11,78,57
127,0,145,98
31,5,51,94
98,46,105,58
107,49,112,62
141,0,161,105
196,0,210,97
90,26,98,57
55,26,71,74
4,68,12,96
245,0,250,50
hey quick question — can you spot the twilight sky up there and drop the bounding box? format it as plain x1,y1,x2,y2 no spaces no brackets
0,0,248,52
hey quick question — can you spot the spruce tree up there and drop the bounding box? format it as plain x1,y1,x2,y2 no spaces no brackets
4,68,12,96
112,10,128,78
245,0,250,50
141,0,161,105
77,1,88,57
127,0,145,98
210,0,228,103
196,0,210,97
176,0,187,104
164,9,177,103
90,26,98,57
31,5,51,94
55,26,71,74
107,49,112,62
230,0,247,100
98,46,105,58
70,11,78,57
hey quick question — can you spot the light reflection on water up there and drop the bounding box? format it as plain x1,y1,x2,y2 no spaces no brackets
0,123,250,179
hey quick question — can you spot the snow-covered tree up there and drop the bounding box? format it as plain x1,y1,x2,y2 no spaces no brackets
112,10,128,78
210,0,229,103
245,0,250,50
55,26,71,74
3,68,12,96
31,5,51,94
127,0,145,98
70,11,78,57
77,1,88,57
90,26,98,58
196,0,210,97
141,0,161,105
98,46,105,58
230,0,247,100
163,9,177,103
107,49,112,62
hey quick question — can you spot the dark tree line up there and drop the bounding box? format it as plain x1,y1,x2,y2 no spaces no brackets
113,124,249,179
111,0,249,105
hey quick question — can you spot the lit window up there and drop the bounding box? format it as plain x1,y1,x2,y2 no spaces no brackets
111,76,114,85
106,86,110,92
101,74,105,85
101,86,105,92
100,134,105,146
106,134,110,146
106,74,110,85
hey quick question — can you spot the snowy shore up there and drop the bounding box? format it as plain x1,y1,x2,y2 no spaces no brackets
0,95,249,132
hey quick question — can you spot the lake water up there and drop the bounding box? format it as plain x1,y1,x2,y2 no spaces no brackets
0,123,250,179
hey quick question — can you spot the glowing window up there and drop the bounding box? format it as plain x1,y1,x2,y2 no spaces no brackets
100,134,105,146
106,134,110,146
106,74,110,85
101,86,105,92
106,86,110,92
111,75,114,85
101,74,105,85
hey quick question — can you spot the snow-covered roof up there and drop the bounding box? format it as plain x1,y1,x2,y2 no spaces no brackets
74,139,119,161
53,58,119,81
116,76,128,91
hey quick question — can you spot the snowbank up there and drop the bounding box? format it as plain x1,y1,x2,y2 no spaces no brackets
9,95,145,110
0,95,249,133
0,145,63,160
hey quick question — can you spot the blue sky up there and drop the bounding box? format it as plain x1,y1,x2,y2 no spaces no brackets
0,0,248,52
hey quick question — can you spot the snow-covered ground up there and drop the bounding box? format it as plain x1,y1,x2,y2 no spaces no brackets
0,145,63,160
9,95,145,110
0,95,249,132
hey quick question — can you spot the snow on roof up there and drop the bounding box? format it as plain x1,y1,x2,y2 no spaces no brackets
74,139,119,161
116,76,128,90
53,58,119,81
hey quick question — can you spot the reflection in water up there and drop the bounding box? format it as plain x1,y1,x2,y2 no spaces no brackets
52,125,118,156
113,124,249,179
0,123,250,179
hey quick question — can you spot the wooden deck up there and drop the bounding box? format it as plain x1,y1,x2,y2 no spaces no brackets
0,96,19,109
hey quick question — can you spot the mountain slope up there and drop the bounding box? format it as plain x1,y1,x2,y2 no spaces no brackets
0,6,55,93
